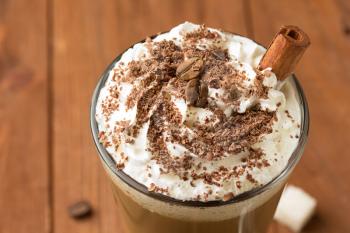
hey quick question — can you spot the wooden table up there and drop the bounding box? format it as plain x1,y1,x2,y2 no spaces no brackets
1,0,349,232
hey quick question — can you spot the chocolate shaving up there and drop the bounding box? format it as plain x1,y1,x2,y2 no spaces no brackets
185,25,221,41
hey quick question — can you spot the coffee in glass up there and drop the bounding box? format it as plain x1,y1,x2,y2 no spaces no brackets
91,22,309,233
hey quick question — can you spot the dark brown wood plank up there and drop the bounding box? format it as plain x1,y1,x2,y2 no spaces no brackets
0,0,50,232
52,0,246,232
248,0,350,233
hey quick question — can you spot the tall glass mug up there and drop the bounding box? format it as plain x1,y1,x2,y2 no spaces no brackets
90,34,309,233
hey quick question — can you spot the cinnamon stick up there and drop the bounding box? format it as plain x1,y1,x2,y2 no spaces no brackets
258,25,311,80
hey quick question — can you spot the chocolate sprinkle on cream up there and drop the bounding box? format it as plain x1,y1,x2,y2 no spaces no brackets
95,22,302,202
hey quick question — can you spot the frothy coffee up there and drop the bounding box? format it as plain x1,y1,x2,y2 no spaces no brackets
95,22,301,202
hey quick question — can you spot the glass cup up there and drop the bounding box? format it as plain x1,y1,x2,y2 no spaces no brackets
90,34,309,233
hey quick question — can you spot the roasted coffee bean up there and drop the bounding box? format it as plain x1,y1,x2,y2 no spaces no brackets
196,82,209,107
176,57,198,75
176,57,204,80
68,200,93,219
185,79,199,105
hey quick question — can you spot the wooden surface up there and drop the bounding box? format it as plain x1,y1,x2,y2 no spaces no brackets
0,0,50,232
0,0,349,232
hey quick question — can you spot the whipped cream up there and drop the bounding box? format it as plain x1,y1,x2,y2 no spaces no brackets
95,22,301,202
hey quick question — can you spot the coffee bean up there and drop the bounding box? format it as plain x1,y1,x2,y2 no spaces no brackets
176,57,198,75
185,79,199,106
196,82,208,107
176,57,204,80
68,200,93,219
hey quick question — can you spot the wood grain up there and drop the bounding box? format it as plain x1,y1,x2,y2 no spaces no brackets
249,0,350,233
0,0,49,232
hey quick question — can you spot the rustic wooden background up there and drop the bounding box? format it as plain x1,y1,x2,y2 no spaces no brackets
0,0,349,232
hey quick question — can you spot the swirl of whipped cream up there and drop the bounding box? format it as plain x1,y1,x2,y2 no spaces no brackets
96,22,301,201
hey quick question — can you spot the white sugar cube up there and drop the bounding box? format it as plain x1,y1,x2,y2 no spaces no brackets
274,185,317,232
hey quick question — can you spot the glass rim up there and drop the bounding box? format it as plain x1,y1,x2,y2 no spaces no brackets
90,33,309,207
